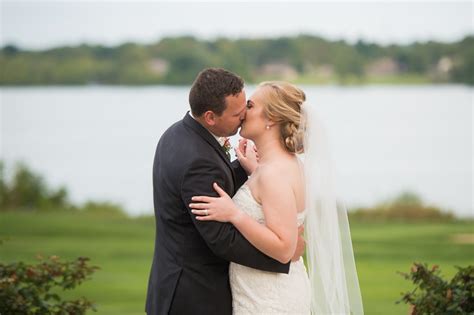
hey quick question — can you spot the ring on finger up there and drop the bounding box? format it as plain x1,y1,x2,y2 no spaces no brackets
205,209,209,216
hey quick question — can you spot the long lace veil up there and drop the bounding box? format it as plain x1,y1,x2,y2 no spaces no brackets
298,104,364,315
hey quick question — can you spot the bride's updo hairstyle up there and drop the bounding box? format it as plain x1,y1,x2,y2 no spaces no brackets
258,81,306,154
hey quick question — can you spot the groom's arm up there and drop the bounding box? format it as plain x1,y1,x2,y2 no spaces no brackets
231,160,248,190
181,158,290,274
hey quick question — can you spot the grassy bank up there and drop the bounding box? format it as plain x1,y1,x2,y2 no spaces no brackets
1,210,472,315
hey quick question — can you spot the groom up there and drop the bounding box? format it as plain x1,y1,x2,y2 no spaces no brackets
145,68,301,315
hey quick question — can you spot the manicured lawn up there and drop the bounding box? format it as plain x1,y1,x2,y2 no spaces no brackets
1,211,472,314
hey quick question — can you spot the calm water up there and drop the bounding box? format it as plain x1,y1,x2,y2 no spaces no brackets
1,85,472,217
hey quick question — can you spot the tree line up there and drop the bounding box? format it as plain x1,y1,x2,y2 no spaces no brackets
0,34,472,85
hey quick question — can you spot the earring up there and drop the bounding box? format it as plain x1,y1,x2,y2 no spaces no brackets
265,125,270,130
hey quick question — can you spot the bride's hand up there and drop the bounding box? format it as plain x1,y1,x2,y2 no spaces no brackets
190,183,243,223
235,138,258,175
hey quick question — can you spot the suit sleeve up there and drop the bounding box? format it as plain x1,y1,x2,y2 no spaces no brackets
181,158,290,274
231,159,248,190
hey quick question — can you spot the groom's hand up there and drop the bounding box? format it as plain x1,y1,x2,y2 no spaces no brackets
291,225,306,262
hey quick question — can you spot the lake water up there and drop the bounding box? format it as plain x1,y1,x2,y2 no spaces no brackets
1,85,472,217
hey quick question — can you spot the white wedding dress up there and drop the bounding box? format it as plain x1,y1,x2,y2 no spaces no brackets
229,183,311,314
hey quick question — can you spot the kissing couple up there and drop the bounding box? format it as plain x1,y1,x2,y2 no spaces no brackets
145,68,364,315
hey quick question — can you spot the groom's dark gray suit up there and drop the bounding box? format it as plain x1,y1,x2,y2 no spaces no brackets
145,112,290,315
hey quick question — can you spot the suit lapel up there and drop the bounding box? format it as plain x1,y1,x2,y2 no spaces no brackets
182,112,237,187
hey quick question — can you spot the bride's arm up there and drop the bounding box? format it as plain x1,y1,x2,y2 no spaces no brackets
235,171,299,263
190,169,298,264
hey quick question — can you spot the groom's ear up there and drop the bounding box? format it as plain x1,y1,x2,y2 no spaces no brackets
203,111,217,126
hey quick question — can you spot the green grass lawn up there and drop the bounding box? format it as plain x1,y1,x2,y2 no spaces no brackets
1,211,472,315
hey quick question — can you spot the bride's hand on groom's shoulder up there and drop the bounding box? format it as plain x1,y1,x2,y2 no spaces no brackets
236,138,258,175
190,183,243,224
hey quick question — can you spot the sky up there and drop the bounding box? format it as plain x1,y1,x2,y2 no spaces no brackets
0,1,473,50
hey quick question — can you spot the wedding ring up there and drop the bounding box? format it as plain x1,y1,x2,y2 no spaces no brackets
205,209,209,216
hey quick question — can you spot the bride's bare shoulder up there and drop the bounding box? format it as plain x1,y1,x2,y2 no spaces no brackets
256,158,298,186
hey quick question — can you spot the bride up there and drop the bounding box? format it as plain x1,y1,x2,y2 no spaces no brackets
190,81,364,314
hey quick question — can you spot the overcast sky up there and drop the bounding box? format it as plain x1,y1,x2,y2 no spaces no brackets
1,1,473,49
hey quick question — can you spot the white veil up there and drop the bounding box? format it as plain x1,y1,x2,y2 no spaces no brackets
299,104,364,315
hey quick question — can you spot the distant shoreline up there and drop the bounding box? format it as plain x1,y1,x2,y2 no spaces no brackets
2,35,472,86
2,79,474,87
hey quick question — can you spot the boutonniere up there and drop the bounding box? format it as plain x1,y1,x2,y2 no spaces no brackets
222,137,232,160
222,137,232,153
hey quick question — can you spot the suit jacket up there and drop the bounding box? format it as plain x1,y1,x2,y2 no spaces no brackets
145,112,290,315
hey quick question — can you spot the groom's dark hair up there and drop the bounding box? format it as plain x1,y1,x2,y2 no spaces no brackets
189,68,244,117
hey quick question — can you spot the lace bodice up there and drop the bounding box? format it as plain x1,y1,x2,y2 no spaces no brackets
229,182,311,314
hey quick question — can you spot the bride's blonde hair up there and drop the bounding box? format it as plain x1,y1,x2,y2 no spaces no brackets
258,81,305,154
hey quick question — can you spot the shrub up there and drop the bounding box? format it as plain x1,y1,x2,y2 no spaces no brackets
80,201,127,218
397,262,474,314
0,161,71,211
0,161,128,217
0,255,99,314
350,191,454,222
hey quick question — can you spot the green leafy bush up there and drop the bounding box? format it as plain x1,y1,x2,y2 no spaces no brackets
350,191,454,222
80,201,127,218
397,263,474,314
0,161,127,216
0,255,99,314
0,161,71,211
